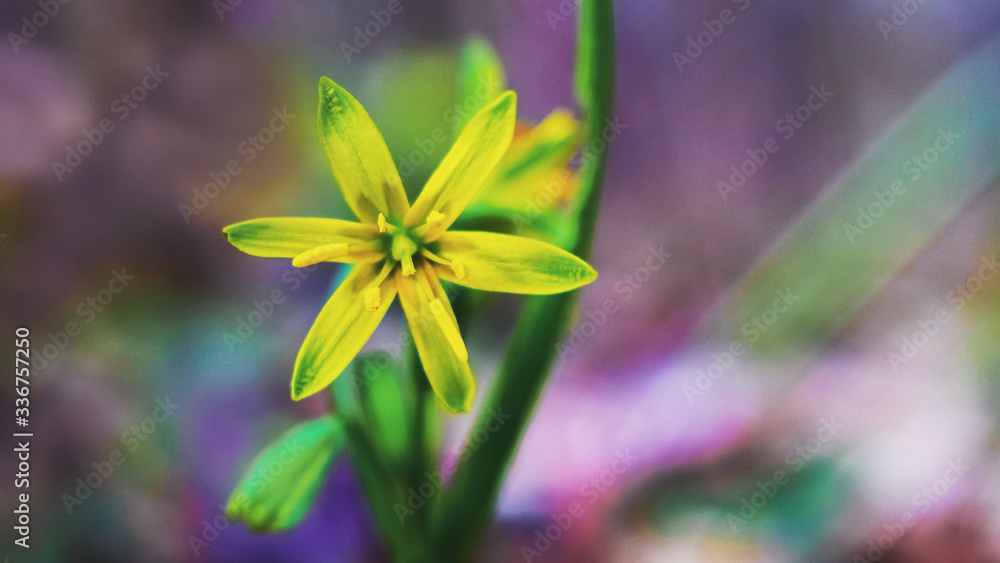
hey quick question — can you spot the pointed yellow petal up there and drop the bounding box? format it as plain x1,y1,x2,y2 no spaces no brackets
404,92,517,240
223,217,377,258
500,110,580,182
291,263,397,400
396,267,475,414
478,110,582,208
434,231,597,294
318,77,410,222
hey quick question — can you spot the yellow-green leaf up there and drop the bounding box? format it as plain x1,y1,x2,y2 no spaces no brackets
223,217,377,258
404,92,517,240
227,416,345,533
434,231,597,294
318,77,410,223
292,263,396,400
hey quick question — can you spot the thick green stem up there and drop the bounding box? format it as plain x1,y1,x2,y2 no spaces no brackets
432,1,615,560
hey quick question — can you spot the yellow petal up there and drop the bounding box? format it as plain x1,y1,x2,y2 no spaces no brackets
501,110,580,179
434,231,597,294
478,110,581,208
396,267,475,414
404,92,517,240
318,77,410,222
223,217,377,258
291,263,397,400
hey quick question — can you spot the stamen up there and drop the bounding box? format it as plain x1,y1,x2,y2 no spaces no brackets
425,210,446,228
391,233,419,277
364,287,381,312
292,243,348,268
400,255,416,276
420,248,466,280
377,213,388,233
363,260,396,313
429,299,468,361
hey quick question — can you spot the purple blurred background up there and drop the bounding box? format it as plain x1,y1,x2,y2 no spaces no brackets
4,0,1000,561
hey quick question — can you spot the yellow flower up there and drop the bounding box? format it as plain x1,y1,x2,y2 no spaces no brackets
471,110,582,221
223,77,597,413
453,38,584,238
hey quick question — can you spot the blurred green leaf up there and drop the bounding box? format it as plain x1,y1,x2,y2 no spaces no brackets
356,354,410,468
720,35,1000,354
457,36,506,132
227,415,344,533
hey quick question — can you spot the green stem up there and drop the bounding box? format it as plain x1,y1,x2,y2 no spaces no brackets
405,341,432,551
433,1,615,560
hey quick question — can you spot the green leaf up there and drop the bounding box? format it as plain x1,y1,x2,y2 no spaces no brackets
457,36,507,132
227,416,345,533
356,354,410,468
717,34,1000,355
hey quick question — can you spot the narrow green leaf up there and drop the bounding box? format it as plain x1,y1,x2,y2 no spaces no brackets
717,34,1000,354
227,416,344,533
356,354,410,468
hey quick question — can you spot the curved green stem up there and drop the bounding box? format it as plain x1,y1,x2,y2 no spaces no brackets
432,1,615,560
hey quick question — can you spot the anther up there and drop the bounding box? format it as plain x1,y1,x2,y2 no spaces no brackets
425,210,446,228
364,287,381,312
400,255,416,276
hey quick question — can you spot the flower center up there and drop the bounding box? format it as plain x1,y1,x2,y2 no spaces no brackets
391,231,419,276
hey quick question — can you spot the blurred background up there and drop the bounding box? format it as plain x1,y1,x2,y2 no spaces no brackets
4,0,1000,561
